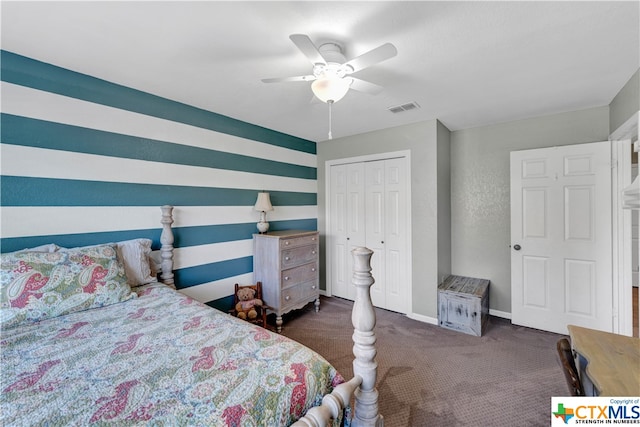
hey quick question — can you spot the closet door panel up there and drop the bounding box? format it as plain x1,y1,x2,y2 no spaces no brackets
366,160,386,308
384,158,408,313
330,164,349,299
346,163,366,301
330,163,366,301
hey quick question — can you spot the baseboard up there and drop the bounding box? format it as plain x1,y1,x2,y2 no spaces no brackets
323,293,512,323
407,312,439,325
407,310,511,326
489,309,511,319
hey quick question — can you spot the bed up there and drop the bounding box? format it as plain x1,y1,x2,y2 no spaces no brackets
0,206,382,427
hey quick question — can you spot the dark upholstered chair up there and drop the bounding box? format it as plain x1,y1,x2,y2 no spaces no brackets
230,282,267,329
556,338,584,396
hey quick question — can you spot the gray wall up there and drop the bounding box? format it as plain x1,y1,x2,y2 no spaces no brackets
317,119,451,318
437,120,452,285
450,106,610,313
610,68,639,134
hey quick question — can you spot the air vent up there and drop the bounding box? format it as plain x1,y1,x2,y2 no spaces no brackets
387,102,421,114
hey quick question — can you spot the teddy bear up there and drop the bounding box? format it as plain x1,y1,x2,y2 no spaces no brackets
235,287,263,320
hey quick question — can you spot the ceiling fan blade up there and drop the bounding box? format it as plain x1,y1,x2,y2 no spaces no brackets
289,34,327,66
344,43,397,74
261,75,316,83
349,77,384,95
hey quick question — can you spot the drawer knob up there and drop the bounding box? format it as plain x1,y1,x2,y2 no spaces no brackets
285,256,290,261
285,295,290,301
311,268,316,272
312,285,316,290
284,276,290,281
311,250,316,255
311,237,316,241
285,241,290,245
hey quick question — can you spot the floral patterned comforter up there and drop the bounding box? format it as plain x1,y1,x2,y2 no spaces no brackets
1,283,344,426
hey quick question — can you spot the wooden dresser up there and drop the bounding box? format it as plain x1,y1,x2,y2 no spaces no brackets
253,230,320,332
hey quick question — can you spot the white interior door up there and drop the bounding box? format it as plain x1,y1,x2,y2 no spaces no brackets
510,141,613,334
330,163,365,301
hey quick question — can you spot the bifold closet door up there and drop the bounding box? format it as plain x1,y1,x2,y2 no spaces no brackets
330,162,365,301
365,158,408,313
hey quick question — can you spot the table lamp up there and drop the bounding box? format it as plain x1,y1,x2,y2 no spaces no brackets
254,192,274,233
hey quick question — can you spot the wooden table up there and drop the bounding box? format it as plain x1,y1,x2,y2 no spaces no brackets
567,325,640,396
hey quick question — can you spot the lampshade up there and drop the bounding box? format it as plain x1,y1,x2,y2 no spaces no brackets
254,192,273,212
311,74,351,103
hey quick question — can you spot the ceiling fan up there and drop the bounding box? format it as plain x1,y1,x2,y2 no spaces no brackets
262,34,398,104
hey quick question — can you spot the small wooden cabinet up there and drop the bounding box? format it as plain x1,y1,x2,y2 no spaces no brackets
253,230,320,332
438,275,490,336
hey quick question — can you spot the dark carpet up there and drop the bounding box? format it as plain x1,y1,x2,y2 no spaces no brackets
277,296,568,427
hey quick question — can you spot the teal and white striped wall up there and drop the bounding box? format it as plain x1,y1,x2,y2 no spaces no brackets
0,51,318,308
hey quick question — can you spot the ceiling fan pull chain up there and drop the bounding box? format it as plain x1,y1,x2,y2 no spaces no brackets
328,100,333,140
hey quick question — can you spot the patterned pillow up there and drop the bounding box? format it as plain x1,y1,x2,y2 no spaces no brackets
0,243,135,329
59,239,157,287
17,243,60,253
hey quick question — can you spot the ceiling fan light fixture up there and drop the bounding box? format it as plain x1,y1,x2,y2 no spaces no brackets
311,74,351,103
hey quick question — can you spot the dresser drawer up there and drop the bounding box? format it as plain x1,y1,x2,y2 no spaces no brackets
281,283,305,306
280,233,318,250
281,281,319,306
282,262,318,286
281,244,318,269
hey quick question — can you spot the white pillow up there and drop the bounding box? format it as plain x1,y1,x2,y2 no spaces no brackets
148,250,161,277
116,239,156,286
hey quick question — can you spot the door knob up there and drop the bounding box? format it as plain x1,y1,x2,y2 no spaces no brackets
513,244,521,251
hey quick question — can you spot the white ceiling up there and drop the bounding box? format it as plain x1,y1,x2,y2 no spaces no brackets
1,1,638,143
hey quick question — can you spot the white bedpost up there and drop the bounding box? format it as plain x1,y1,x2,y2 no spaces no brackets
291,246,381,427
160,205,175,289
351,247,382,427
